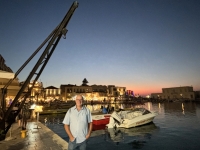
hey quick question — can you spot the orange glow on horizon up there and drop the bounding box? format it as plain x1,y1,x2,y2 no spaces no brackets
126,86,162,96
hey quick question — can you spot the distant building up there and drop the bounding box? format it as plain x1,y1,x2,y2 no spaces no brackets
126,90,134,97
45,86,61,101
151,86,195,100
91,84,107,100
60,79,106,101
194,91,200,100
0,55,134,103
107,85,126,100
20,81,45,102
151,93,163,99
60,78,93,100
60,79,126,101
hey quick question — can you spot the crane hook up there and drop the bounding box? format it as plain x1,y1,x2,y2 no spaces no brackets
61,28,68,39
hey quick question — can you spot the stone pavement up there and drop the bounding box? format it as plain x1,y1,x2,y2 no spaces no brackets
0,120,68,150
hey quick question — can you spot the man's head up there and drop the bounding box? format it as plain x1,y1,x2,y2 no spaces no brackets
75,95,84,107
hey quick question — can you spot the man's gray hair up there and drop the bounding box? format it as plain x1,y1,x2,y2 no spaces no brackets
72,95,85,100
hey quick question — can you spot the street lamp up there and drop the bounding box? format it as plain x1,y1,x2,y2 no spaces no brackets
42,88,46,102
34,105,43,129
35,89,39,104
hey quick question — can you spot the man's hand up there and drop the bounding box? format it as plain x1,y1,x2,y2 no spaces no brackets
86,122,93,140
85,134,90,140
64,124,75,142
70,136,75,142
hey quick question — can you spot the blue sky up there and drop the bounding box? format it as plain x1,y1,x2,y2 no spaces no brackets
0,0,200,95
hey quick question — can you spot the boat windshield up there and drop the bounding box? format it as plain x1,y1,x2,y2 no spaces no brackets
133,108,151,115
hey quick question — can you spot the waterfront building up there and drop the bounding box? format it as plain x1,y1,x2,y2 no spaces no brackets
17,81,45,103
91,84,107,100
0,55,132,104
60,79,126,102
60,78,106,101
60,78,91,101
151,93,163,99
126,90,134,96
45,86,61,101
0,78,21,107
151,86,195,100
107,85,126,101
194,91,200,100
125,90,135,100
0,55,21,107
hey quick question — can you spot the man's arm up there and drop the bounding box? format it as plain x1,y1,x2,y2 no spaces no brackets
86,122,93,139
64,124,75,142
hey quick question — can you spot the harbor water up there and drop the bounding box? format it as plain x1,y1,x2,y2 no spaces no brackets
39,102,200,150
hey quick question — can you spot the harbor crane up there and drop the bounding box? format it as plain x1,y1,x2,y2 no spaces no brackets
0,1,78,140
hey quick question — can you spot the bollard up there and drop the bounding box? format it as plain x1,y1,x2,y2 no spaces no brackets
21,130,27,138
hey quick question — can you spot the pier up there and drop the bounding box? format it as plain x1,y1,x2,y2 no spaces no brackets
0,119,68,150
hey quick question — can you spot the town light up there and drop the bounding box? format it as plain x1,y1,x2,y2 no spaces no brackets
30,103,36,109
34,105,43,112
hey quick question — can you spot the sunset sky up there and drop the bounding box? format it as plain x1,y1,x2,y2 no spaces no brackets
0,0,200,96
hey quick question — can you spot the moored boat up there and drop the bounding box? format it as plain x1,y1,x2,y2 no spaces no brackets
92,114,111,125
106,108,157,129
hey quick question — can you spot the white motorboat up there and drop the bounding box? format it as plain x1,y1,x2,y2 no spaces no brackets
106,108,157,129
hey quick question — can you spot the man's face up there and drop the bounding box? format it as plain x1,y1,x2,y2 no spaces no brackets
75,95,83,107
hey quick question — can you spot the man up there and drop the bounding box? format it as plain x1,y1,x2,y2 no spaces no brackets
63,95,93,150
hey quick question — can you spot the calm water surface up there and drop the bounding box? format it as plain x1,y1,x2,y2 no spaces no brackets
39,102,200,150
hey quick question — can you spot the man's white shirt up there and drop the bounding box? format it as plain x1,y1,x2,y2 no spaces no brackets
63,105,92,143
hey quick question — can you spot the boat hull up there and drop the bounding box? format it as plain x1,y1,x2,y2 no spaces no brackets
92,114,111,125
119,114,156,128
107,109,157,129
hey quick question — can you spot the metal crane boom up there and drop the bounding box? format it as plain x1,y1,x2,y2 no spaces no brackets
0,1,78,139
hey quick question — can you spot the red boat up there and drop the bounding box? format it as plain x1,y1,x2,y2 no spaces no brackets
92,114,111,130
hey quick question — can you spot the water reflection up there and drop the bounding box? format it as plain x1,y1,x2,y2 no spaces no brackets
38,102,165,127
38,102,200,150
39,114,64,125
182,103,185,115
105,123,159,146
39,102,199,126
86,103,137,113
